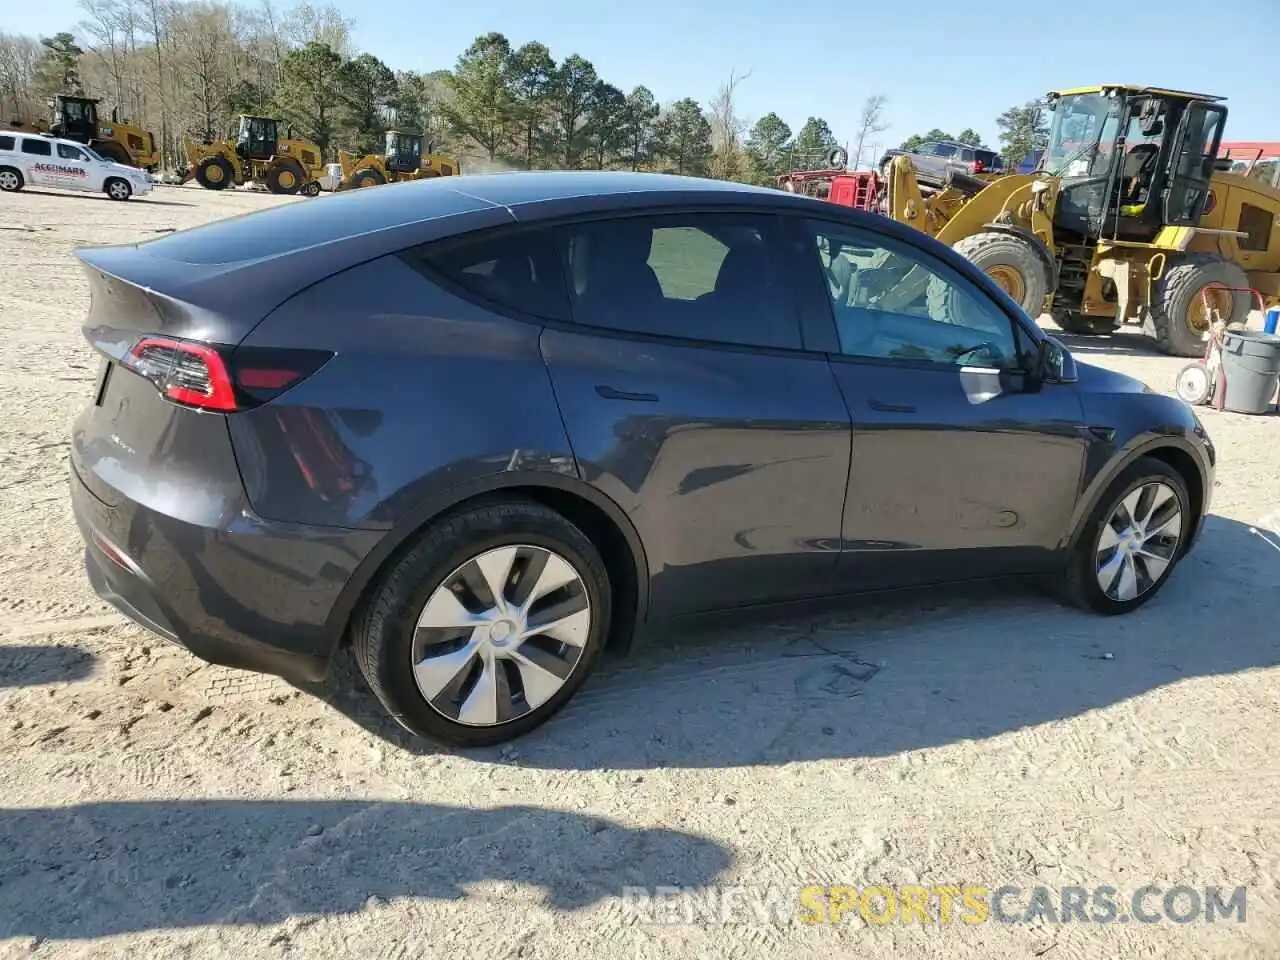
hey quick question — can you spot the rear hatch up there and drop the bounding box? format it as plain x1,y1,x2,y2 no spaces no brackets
71,247,332,518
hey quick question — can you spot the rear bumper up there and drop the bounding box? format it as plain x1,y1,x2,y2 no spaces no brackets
70,462,381,685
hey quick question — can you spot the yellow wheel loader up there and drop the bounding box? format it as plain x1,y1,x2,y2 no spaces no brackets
2,95,159,171
182,115,325,196
337,131,460,190
883,84,1280,357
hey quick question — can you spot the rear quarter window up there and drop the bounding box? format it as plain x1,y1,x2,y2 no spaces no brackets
136,182,490,265
0,135,14,151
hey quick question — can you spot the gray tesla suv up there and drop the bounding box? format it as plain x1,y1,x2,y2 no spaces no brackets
69,171,1216,747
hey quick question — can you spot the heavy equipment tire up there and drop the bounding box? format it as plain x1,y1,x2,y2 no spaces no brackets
937,231,1049,318
92,140,133,166
265,162,303,195
1058,456,1192,615
0,167,23,192
351,169,385,188
352,498,612,748
1052,310,1119,336
1150,253,1251,358
195,156,234,190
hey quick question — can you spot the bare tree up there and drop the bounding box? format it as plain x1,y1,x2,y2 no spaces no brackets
79,0,128,109
0,32,42,123
708,67,750,180
853,93,888,169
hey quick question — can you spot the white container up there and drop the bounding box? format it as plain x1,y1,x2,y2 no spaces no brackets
317,162,343,192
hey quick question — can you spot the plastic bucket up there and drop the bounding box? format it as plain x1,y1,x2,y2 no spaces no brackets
1220,330,1280,414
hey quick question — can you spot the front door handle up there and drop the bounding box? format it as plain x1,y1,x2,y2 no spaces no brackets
868,399,916,413
596,385,659,402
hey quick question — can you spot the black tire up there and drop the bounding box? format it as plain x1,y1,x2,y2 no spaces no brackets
932,231,1050,318
104,177,132,201
352,499,612,748
1150,253,1251,358
264,162,303,195
0,167,23,192
1059,456,1193,615
352,168,385,188
92,140,133,166
195,156,234,190
301,181,321,197
1052,310,1119,336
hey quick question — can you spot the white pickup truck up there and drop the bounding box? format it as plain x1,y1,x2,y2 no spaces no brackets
0,131,153,201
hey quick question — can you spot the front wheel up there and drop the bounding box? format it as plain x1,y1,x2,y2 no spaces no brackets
264,163,302,195
353,499,612,747
0,167,23,192
104,177,132,201
1059,457,1192,615
945,231,1049,318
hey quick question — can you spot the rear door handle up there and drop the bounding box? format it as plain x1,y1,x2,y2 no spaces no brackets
868,399,916,413
595,385,659,402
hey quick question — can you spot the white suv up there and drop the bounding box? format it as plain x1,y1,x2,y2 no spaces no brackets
0,131,153,201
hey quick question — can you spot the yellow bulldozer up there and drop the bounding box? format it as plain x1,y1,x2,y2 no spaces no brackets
337,130,460,189
182,115,325,196
2,95,159,171
880,84,1280,356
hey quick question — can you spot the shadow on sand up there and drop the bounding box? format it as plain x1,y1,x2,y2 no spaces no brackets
0,800,730,940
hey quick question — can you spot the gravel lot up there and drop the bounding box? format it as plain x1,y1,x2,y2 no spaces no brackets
2,182,1279,960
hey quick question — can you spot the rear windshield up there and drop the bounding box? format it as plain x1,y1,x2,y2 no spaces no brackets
138,182,489,265
976,149,1002,168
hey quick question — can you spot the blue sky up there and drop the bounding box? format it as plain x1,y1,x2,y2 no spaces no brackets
13,0,1278,155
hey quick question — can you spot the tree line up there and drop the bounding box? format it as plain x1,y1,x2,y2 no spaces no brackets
1,3,1048,178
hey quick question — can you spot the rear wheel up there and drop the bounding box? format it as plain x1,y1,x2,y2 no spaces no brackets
0,167,23,192
264,163,302,195
1059,456,1191,615
1151,253,1251,358
353,499,612,747
104,177,132,201
352,168,385,188
943,231,1049,317
195,156,234,190
301,181,321,197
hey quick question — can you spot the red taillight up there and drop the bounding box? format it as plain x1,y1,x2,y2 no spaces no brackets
971,160,985,173
126,337,237,411
122,337,332,412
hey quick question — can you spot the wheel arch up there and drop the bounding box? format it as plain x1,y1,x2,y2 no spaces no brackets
1062,436,1209,554
324,473,650,658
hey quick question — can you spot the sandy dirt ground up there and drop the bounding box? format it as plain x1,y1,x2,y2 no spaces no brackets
2,182,1280,960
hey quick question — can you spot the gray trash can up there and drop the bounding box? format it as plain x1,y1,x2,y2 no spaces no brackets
1221,330,1280,414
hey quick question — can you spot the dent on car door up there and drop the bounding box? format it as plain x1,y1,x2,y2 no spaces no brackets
798,216,1088,587
539,211,852,616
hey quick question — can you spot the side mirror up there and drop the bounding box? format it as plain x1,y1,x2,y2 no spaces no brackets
1035,336,1078,384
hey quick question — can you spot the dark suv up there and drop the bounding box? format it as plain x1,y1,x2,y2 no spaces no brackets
879,140,1006,180
69,172,1214,747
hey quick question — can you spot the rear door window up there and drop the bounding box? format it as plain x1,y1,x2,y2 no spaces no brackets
563,213,803,350
21,138,52,156
411,227,571,322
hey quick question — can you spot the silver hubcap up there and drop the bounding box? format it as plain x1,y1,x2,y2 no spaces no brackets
0,172,17,190
109,182,128,199
413,544,591,727
1095,481,1183,602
